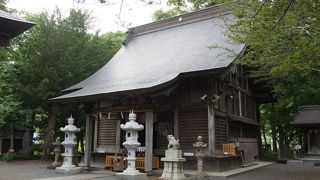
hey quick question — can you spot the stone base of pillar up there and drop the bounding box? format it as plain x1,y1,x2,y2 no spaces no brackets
55,166,83,174
192,172,209,179
83,166,91,171
116,173,147,180
160,150,186,180
47,162,62,169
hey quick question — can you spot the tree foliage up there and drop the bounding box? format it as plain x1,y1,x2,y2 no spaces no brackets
13,9,123,127
152,0,231,20
0,0,6,11
0,58,21,131
230,0,320,147
0,7,124,154
230,0,320,103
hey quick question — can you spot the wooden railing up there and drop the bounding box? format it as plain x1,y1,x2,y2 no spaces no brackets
105,155,159,170
136,156,159,170
222,143,236,155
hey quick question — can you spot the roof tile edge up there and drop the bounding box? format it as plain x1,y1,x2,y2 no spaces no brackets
130,1,237,37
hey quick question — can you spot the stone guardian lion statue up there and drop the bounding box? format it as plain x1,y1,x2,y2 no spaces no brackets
167,135,180,150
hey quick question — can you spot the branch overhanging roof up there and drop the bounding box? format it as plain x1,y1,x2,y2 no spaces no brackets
51,4,245,103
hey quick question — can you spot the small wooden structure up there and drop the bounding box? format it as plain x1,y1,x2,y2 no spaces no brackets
0,126,34,155
0,11,34,154
293,105,320,154
51,3,272,172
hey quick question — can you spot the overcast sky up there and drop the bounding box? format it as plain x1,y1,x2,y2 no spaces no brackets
7,0,169,33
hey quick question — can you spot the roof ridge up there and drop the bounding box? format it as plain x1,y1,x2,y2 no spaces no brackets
121,1,237,45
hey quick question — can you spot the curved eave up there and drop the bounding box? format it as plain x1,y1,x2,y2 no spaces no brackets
50,67,227,103
0,11,35,38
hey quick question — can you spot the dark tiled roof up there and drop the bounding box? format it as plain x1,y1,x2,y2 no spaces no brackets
52,5,244,102
0,10,34,45
293,105,320,125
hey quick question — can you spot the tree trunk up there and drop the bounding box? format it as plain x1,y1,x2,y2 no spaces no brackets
261,124,268,145
256,105,263,159
41,104,57,160
271,126,277,152
9,122,14,152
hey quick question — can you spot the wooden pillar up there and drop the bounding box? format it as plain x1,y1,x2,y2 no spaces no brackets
93,116,98,152
238,91,242,117
0,136,2,155
307,131,311,154
9,122,14,152
84,115,93,169
174,109,179,138
208,104,215,156
145,111,153,174
116,120,121,153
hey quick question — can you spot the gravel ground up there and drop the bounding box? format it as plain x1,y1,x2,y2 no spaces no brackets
0,160,66,180
1,160,320,180
229,163,320,180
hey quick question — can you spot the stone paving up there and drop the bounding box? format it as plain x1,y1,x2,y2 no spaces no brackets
1,160,320,180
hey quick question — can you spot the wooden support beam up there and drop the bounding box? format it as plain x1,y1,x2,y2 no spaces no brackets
208,104,215,156
116,120,121,153
0,136,2,155
145,111,154,174
93,117,98,152
239,91,242,117
174,109,179,138
307,131,311,154
84,115,93,169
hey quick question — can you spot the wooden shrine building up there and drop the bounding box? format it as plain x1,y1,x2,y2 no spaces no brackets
52,4,271,172
293,105,320,154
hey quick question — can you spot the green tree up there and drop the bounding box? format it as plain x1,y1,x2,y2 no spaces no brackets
0,0,6,11
0,48,22,151
11,8,124,159
229,0,320,147
152,0,231,20
152,8,187,21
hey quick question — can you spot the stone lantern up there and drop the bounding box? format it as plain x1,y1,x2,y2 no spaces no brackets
193,135,207,178
117,110,146,179
56,115,82,174
47,137,62,169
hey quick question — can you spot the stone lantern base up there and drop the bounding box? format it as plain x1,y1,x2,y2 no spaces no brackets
55,165,83,174
116,173,147,180
47,161,62,169
160,150,186,180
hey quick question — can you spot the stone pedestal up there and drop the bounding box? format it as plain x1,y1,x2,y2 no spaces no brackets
116,173,147,180
161,150,186,180
55,166,82,174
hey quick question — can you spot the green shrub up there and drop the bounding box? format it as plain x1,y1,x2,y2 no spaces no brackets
2,152,13,161
2,144,42,161
14,145,41,160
